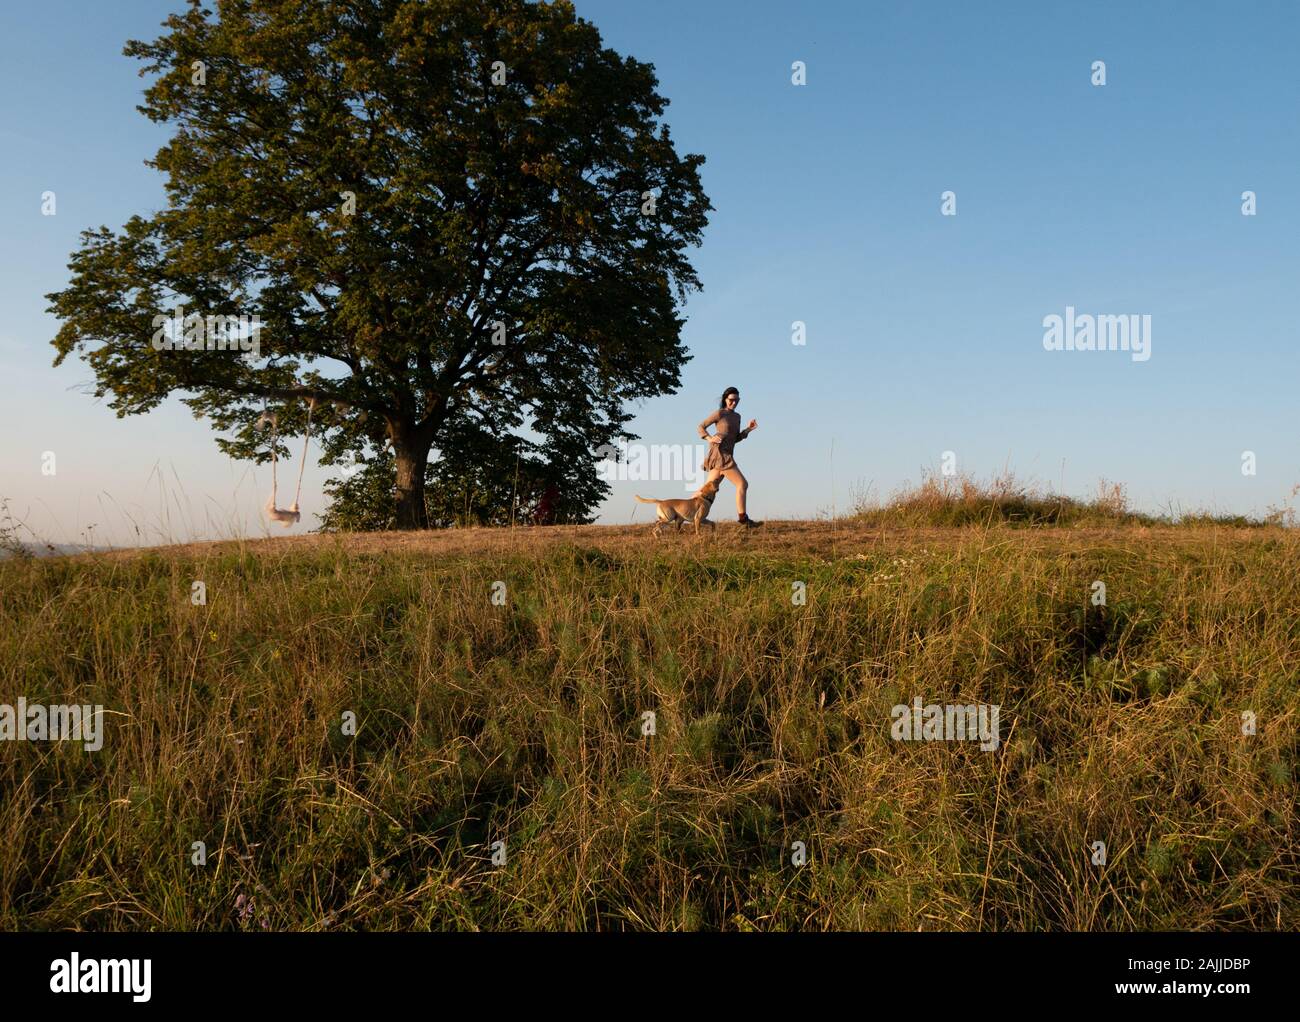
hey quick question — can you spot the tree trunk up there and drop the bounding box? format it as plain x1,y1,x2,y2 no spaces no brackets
393,432,432,530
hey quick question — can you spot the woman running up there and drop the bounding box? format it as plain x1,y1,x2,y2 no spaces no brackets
699,386,760,528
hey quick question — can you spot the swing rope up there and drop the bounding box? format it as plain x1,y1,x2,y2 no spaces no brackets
291,397,315,510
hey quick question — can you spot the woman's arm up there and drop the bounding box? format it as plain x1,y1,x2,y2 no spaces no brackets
736,418,757,442
698,409,722,439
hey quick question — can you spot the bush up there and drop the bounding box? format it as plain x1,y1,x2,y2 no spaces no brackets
850,470,1280,529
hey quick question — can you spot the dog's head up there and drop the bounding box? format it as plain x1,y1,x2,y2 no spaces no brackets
696,478,720,503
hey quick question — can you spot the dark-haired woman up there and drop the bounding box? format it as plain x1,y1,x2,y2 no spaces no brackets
699,386,760,528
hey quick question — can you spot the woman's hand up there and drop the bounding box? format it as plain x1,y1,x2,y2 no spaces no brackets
746,419,758,432
707,434,722,445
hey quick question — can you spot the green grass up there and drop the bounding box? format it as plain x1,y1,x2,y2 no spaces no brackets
1,520,1297,930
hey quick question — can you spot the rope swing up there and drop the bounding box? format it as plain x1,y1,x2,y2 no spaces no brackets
262,397,315,527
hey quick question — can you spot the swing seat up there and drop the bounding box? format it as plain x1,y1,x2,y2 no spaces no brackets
265,496,301,527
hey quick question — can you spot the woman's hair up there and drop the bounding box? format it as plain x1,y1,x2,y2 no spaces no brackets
718,386,740,410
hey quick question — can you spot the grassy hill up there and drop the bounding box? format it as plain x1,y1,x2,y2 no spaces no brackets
1,513,1297,930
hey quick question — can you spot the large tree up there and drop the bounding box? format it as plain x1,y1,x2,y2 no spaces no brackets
48,0,710,528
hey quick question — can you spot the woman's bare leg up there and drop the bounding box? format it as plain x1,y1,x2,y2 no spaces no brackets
722,467,748,515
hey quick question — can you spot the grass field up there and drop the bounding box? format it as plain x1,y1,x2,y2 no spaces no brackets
2,506,1297,930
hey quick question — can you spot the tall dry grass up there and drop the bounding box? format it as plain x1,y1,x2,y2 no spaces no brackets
849,470,1284,529
0,517,1296,930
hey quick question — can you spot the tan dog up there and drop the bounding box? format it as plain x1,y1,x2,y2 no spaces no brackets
635,478,721,535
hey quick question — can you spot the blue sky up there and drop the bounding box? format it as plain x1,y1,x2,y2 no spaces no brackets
2,0,1297,544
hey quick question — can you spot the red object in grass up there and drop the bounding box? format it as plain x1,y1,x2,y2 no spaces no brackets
532,484,560,525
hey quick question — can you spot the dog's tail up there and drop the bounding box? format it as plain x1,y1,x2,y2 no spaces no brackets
633,495,659,503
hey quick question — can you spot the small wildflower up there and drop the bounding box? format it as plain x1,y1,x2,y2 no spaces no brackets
209,631,218,641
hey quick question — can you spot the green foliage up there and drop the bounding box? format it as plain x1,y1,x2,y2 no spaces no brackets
320,408,597,530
